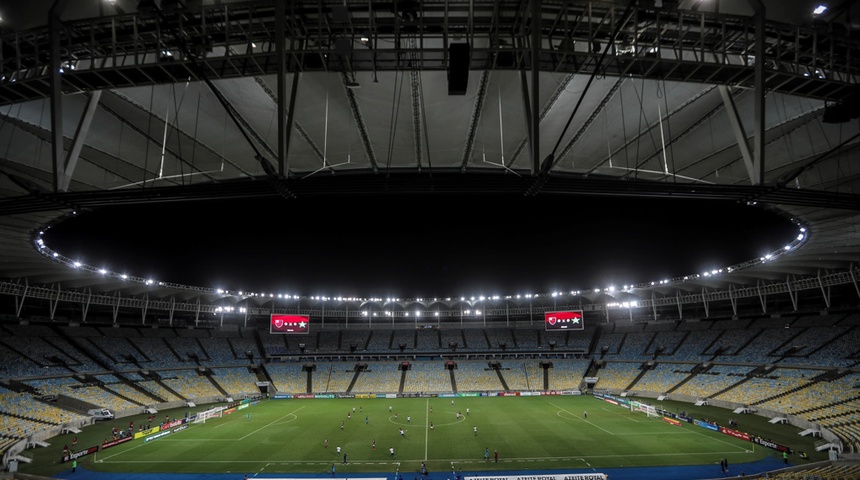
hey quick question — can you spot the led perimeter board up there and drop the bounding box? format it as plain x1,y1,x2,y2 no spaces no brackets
545,310,584,331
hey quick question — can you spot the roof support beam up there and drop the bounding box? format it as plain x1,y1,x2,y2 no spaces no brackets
81,289,91,323
255,77,324,164
49,8,65,194
15,280,29,319
609,86,716,175
49,283,60,320
557,78,624,165
511,74,572,166
786,275,798,311
409,69,424,168
519,70,534,167
750,0,766,186
718,85,758,184
850,266,860,302
729,284,738,317
342,71,379,172
817,270,831,309
757,281,767,313
276,0,288,176
112,291,120,323
169,297,176,327
141,294,149,325
530,0,541,176
283,72,301,175
458,70,491,171
59,90,102,192
651,292,657,321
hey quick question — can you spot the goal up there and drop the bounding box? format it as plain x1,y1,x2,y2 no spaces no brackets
630,400,659,419
192,406,225,424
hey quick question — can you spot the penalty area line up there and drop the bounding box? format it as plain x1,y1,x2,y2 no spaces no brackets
551,402,616,435
239,406,306,441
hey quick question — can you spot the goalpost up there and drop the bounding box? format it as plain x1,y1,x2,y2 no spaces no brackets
192,406,225,424
630,400,660,419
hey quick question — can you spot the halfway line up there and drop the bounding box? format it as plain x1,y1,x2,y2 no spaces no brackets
424,398,430,461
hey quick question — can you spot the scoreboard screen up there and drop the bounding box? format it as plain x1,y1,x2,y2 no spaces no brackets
544,310,584,331
270,314,310,334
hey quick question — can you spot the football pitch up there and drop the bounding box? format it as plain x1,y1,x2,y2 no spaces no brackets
21,395,822,478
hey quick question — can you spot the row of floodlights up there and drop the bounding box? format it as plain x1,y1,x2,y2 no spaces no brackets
34,221,807,303
207,306,483,318
210,306,485,317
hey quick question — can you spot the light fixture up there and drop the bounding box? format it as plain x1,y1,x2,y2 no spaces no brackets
813,4,827,15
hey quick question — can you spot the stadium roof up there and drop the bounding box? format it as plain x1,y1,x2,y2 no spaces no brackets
0,0,859,322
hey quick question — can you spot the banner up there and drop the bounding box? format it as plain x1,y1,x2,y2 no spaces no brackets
752,436,792,453
467,474,606,480
101,436,132,450
695,419,719,431
133,426,161,440
161,419,184,430
61,445,99,463
720,426,751,442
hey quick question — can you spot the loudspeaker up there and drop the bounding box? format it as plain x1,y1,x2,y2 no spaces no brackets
448,43,470,95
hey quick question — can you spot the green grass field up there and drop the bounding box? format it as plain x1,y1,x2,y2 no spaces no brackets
19,395,828,477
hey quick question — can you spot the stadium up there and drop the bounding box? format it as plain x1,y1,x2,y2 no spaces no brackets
1,0,860,479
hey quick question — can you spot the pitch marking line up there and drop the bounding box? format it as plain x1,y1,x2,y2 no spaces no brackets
684,424,752,452
100,449,753,466
424,398,430,461
98,409,310,464
550,402,616,435
599,406,640,423
239,405,306,440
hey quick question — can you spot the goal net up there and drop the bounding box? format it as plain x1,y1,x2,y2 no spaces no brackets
630,400,659,419
192,406,225,424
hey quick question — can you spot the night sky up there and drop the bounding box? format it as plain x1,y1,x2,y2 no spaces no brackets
42,194,799,298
